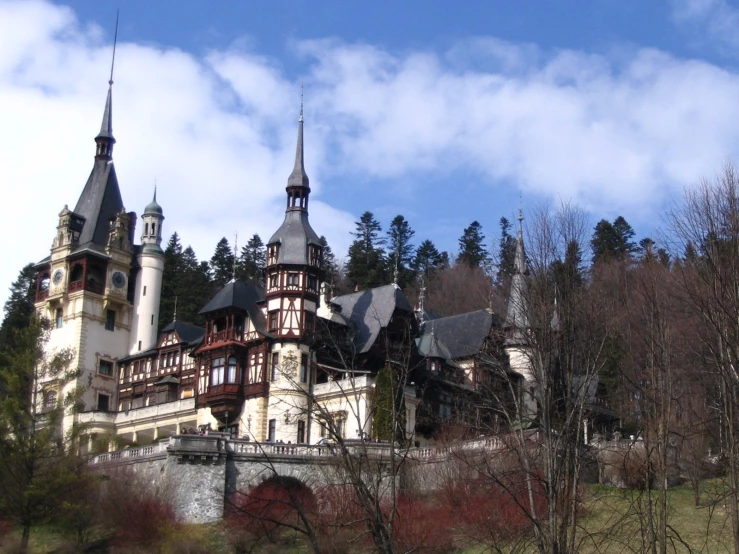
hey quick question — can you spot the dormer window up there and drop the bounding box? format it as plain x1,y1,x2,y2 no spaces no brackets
268,245,279,265
429,359,440,372
309,246,321,267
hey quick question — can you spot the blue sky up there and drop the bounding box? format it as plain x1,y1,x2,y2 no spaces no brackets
3,0,739,309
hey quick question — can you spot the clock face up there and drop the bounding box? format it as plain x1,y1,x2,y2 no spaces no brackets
52,269,64,286
112,271,126,289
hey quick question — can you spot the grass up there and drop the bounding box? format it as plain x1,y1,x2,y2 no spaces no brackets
3,482,739,553
576,481,735,553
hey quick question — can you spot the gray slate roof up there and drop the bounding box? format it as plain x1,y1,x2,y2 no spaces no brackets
268,211,321,265
73,161,124,249
161,321,205,346
199,279,269,336
419,310,496,359
329,284,414,353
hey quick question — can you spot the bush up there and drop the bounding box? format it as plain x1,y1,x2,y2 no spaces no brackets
390,493,455,553
99,468,179,550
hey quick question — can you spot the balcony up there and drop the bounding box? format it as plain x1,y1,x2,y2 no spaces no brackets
69,280,104,295
36,290,49,302
116,398,196,425
313,375,373,398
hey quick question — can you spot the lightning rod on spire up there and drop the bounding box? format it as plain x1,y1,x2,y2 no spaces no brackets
109,10,119,86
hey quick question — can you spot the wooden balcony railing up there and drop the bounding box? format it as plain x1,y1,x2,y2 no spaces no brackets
36,290,49,302
68,280,105,294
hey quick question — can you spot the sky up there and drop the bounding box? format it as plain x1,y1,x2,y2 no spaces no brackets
3,0,739,310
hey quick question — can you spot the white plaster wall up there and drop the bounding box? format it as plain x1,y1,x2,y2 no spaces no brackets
129,253,164,354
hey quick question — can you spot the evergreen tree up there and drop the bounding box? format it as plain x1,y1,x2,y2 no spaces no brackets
346,212,388,290
372,364,405,441
237,234,266,285
159,233,183,329
386,215,416,288
550,240,584,298
412,240,444,284
176,246,212,326
590,216,637,264
0,318,90,551
457,221,489,268
496,217,517,285
0,263,37,351
210,237,235,288
319,236,341,289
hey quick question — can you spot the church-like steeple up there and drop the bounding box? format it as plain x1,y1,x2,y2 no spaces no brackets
73,18,124,249
268,104,321,266
505,210,529,337
285,96,310,212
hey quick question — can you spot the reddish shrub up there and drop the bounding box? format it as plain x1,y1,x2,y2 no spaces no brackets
0,516,12,538
390,493,455,553
440,472,547,543
99,468,178,548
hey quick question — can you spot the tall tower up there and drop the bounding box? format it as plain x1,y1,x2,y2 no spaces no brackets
264,105,324,443
34,65,135,432
504,210,537,419
129,190,165,354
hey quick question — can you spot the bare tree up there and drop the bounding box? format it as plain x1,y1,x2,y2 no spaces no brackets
668,163,739,553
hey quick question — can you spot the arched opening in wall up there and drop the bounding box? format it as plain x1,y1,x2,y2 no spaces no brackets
226,475,315,542
86,265,105,293
70,263,84,283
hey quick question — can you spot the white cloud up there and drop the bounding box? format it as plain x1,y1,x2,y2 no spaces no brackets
670,0,739,53
3,0,739,310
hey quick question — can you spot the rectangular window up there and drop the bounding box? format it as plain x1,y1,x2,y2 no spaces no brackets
269,311,279,331
143,286,147,296
97,393,110,412
55,308,63,329
300,354,309,383
138,340,141,351
227,357,237,384
297,420,305,444
98,360,113,376
320,423,327,438
287,273,300,286
336,418,344,439
105,309,115,331
269,273,279,289
307,275,318,291
151,314,154,325
211,357,225,387
304,311,315,333
268,419,276,442
271,352,280,381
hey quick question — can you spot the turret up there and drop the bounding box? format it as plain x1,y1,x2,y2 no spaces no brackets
129,189,165,354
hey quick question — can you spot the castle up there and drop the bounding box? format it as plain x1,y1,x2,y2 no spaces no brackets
32,68,549,454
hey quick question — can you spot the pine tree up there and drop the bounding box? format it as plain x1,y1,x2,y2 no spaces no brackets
0,318,89,551
237,234,266,285
591,216,637,264
319,236,341,289
346,212,388,290
159,233,183,328
210,237,235,288
412,240,443,284
496,217,517,285
0,263,37,351
550,240,584,299
176,246,212,326
386,215,416,288
457,221,489,268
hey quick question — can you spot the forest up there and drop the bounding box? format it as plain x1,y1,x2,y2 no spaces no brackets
3,165,739,552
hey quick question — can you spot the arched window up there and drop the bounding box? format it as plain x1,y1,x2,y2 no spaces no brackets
152,223,156,236
44,390,57,410
227,356,238,384
144,223,149,236
210,357,225,387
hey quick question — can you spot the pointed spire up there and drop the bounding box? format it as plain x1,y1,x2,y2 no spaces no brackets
287,89,310,191
95,12,118,154
514,208,527,275
506,207,529,335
